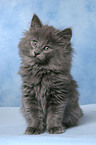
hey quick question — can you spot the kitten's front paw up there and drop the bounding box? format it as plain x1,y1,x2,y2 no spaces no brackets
25,127,44,135
47,126,65,134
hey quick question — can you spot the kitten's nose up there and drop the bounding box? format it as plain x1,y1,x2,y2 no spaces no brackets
34,51,40,57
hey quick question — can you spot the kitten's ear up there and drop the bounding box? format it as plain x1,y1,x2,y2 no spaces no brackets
31,14,42,29
57,28,72,41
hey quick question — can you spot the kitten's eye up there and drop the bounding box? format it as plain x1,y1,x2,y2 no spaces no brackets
44,46,51,51
31,40,38,48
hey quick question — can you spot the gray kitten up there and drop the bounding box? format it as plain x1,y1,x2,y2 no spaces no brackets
18,14,82,134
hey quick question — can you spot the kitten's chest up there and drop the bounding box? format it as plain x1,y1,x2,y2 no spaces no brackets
33,74,50,97
25,66,52,97
32,74,50,113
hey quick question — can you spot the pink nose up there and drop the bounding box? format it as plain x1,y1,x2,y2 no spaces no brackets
30,50,40,57
34,51,40,57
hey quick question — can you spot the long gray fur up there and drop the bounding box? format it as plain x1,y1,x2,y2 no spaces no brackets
18,14,82,134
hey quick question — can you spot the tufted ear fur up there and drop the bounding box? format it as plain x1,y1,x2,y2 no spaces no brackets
57,28,72,41
31,14,42,29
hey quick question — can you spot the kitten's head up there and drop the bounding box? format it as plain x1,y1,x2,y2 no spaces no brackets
19,14,73,71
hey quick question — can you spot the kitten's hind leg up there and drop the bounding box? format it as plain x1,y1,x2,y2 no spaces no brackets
63,103,83,128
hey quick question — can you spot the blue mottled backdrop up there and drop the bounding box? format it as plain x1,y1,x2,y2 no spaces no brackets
0,0,96,107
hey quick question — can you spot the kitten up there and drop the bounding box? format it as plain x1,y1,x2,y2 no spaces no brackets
18,14,82,134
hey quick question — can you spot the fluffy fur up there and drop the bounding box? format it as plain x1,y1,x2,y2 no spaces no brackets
18,14,82,134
